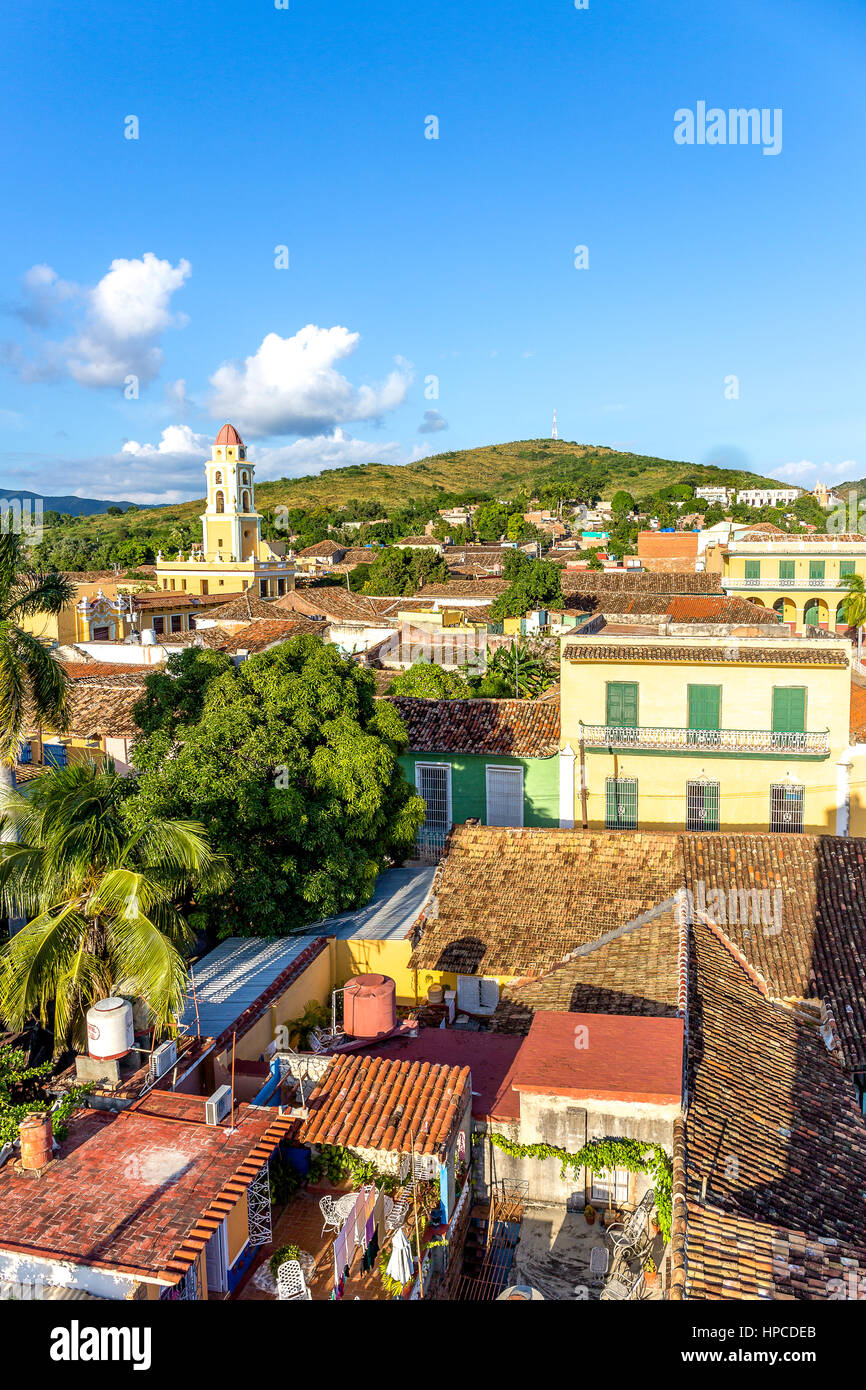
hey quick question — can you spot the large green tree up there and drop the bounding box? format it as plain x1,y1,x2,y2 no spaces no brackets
0,761,221,1051
130,637,426,938
489,555,564,621
387,661,474,699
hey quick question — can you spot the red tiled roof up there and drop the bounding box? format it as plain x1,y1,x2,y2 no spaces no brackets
132,590,247,610
851,673,866,742
562,642,848,667
215,422,243,446
664,595,779,625
356,1030,522,1122
513,1011,684,1104
296,539,346,558
561,571,723,596
0,1092,294,1284
300,1052,471,1157
388,697,560,757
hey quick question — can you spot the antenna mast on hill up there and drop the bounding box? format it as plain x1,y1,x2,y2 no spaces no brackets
551,410,559,440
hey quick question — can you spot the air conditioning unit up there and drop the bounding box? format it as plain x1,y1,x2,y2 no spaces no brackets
149,1040,177,1082
205,1085,233,1125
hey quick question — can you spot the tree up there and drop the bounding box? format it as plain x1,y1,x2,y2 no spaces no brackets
130,635,426,938
133,647,234,737
0,533,75,799
842,574,866,668
388,661,473,699
0,762,222,1051
611,490,635,515
488,641,556,699
489,558,564,621
473,501,508,542
106,505,124,517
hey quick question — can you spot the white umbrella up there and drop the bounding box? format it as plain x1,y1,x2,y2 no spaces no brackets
386,1227,415,1287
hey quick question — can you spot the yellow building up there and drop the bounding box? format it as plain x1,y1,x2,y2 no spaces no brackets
707,533,866,631
558,630,853,835
154,423,294,599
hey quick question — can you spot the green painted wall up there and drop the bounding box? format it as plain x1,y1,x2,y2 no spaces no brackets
399,752,560,827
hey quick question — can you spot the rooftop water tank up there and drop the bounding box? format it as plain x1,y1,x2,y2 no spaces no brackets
342,974,396,1039
86,997,134,1060
140,628,157,646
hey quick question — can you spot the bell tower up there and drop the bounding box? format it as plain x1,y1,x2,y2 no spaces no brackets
201,423,262,562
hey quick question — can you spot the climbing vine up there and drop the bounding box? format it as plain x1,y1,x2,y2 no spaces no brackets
481,1131,673,1240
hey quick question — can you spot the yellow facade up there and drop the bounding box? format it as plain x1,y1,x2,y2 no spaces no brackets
710,535,866,630
154,425,294,599
559,632,852,835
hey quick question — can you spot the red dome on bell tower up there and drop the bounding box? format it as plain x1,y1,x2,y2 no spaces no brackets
214,422,244,447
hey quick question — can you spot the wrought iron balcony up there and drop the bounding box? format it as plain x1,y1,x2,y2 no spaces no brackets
579,724,830,755
721,576,840,590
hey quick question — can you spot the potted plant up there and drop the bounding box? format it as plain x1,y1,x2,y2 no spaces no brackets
584,1204,596,1226
643,1256,659,1288
650,1210,661,1238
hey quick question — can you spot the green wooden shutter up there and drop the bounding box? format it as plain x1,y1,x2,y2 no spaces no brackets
840,560,856,578
772,687,806,733
744,560,761,579
688,685,721,730
803,599,820,626
779,560,795,580
809,560,825,580
606,682,638,728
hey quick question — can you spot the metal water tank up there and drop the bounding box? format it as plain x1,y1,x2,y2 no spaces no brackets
19,1112,53,1170
342,974,397,1038
86,997,134,1060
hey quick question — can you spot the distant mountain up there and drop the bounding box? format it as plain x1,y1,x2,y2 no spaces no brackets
0,486,144,517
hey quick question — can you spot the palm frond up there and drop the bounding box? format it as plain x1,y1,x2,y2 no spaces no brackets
5,570,77,622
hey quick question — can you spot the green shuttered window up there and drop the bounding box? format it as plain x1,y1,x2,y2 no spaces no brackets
772,687,806,733
606,681,638,728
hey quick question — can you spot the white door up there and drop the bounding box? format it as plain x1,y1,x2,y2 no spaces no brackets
485,766,524,827
205,1220,228,1293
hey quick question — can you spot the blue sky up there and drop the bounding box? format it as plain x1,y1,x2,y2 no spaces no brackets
1,0,864,502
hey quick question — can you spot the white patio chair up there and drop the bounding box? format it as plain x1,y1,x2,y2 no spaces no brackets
277,1260,312,1301
600,1268,643,1301
385,1195,409,1233
589,1244,609,1287
319,1195,342,1236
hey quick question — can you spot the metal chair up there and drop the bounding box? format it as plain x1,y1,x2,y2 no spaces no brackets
589,1243,610,1287
607,1190,655,1267
277,1260,312,1301
600,1268,643,1301
319,1195,342,1236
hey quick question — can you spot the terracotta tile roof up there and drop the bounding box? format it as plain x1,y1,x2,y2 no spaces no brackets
680,920,866,1297
562,642,849,667
208,591,288,621
561,571,724,596
409,826,682,975
664,595,779,624
739,523,785,535
299,1052,471,1157
0,1093,295,1285
681,834,866,1072
388,697,560,757
25,667,148,739
416,579,508,599
276,589,394,623
395,535,443,546
637,532,700,559
354,1030,523,1122
490,912,681,1033
132,590,247,611
296,539,346,558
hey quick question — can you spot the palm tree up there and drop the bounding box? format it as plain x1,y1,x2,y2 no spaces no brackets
0,761,224,1052
490,641,556,699
0,532,75,794
842,574,866,669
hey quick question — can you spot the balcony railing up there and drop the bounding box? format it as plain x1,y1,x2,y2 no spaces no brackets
722,577,840,590
580,725,830,754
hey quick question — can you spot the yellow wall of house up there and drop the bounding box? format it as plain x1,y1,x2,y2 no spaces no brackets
560,638,850,835
214,946,333,1071
225,1193,250,1267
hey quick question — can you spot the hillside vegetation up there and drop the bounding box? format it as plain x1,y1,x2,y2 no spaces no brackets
40,438,786,549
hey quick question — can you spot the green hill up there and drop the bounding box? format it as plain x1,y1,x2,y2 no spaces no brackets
57,438,788,541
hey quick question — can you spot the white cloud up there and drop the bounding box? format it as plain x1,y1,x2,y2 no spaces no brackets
253,428,428,480
5,253,191,389
208,324,411,437
121,424,210,460
774,459,859,485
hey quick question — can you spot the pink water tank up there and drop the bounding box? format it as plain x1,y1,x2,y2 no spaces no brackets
343,974,397,1038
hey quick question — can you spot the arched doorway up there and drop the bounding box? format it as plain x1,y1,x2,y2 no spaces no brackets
803,597,830,628
215,490,225,514
773,596,796,625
